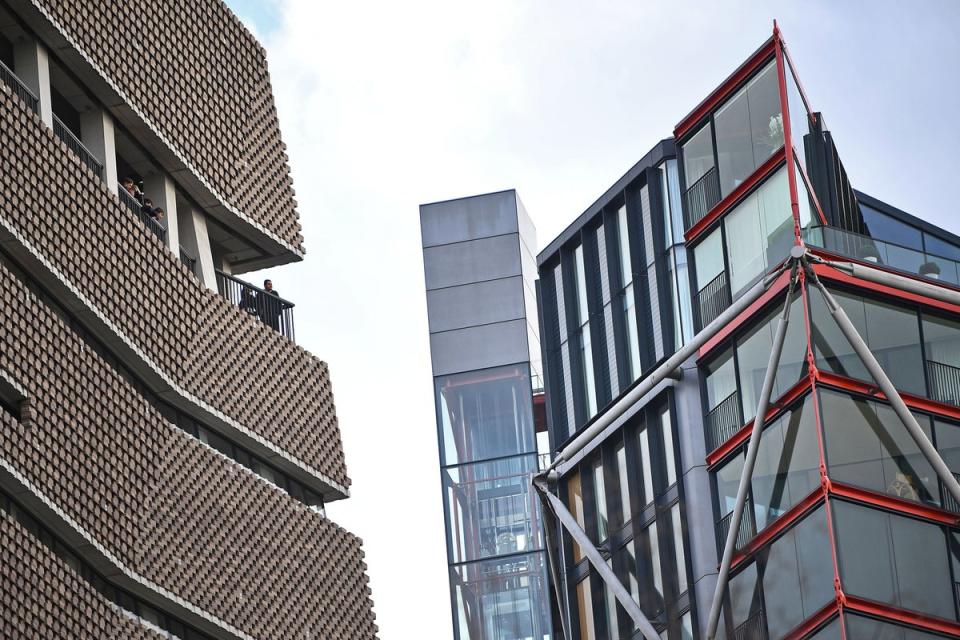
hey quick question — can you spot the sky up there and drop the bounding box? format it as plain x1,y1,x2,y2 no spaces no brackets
226,1,960,637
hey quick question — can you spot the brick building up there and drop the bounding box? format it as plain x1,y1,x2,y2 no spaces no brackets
0,1,377,638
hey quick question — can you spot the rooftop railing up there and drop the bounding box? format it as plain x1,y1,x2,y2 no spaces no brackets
804,225,960,287
0,58,39,114
117,184,167,245
53,114,104,180
731,609,767,640
215,270,295,342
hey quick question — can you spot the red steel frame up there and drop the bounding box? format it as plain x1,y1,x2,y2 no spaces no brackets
697,24,960,640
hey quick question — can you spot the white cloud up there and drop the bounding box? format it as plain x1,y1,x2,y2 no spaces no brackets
245,0,960,636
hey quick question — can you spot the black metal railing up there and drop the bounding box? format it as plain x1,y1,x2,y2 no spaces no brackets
117,184,167,244
0,58,39,114
926,360,960,407
179,246,199,279
941,472,960,514
716,502,757,554
215,270,295,342
731,609,767,640
695,270,731,331
706,390,744,452
682,166,721,230
53,114,103,180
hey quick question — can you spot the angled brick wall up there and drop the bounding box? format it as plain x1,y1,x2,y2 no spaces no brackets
0,513,164,640
0,92,347,488
0,263,378,639
30,0,303,252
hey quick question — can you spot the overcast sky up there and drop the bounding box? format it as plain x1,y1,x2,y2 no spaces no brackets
226,1,959,637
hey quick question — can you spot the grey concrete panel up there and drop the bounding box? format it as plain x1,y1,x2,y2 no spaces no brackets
430,318,530,376
420,190,519,248
426,276,526,334
423,234,522,290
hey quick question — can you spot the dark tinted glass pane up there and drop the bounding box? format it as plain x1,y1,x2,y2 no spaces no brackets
924,232,960,261
715,87,754,196
860,204,923,250
888,512,953,618
923,314,960,406
728,562,760,628
716,453,745,518
821,391,937,506
436,364,537,466
936,420,960,473
806,617,841,640
752,396,820,530
833,501,897,606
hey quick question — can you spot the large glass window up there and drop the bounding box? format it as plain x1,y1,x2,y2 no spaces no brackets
661,409,677,487
923,313,960,405
451,553,553,640
568,471,586,563
715,61,783,197
575,244,598,416
727,505,833,639
810,287,925,397
592,458,608,542
623,284,642,382
682,123,715,188
844,614,950,640
833,501,955,621
724,166,794,293
694,226,725,292
670,505,688,594
616,444,632,526
661,159,685,247
442,455,541,564
860,204,924,251
735,292,807,421
576,574,598,640
639,429,655,506
820,390,938,507
704,349,738,415
436,365,537,466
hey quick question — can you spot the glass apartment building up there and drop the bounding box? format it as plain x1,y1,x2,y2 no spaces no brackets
428,24,960,640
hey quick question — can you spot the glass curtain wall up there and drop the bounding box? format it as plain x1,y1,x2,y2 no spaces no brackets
616,204,642,385
574,244,598,417
661,159,694,352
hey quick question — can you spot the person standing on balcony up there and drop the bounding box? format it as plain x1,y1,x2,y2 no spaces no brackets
260,279,282,332
122,177,144,203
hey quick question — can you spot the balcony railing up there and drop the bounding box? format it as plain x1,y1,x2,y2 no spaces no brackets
706,389,743,452
179,246,199,279
716,501,757,554
0,58,39,114
941,472,960,514
118,185,167,244
731,609,767,640
804,225,960,287
683,166,721,231
926,360,960,407
695,270,731,331
52,114,104,180
215,270,295,342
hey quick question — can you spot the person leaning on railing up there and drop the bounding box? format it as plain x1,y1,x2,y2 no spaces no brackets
259,279,282,331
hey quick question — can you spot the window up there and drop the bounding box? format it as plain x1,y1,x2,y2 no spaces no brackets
639,429,655,505
442,455,540,564
661,409,677,487
616,444,632,526
833,501,955,621
682,123,715,188
623,284,641,383
820,390,938,507
704,349,738,414
735,292,807,422
577,575,598,640
569,471,586,563
923,313,960,405
727,506,833,639
435,364,537,466
810,287,925,397
645,521,664,614
593,458,608,542
575,244,598,417
670,505,688,594
694,227,725,291
661,159,685,247
714,61,783,196
844,614,949,640
860,204,923,251
724,166,793,294
617,205,632,287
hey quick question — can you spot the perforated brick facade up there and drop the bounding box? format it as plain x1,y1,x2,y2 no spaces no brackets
0,92,347,490
0,512,164,640
27,0,303,252
0,262,377,639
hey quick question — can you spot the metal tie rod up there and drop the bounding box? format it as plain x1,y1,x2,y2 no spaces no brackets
705,257,800,640
533,478,661,640
548,263,791,475
806,264,960,507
